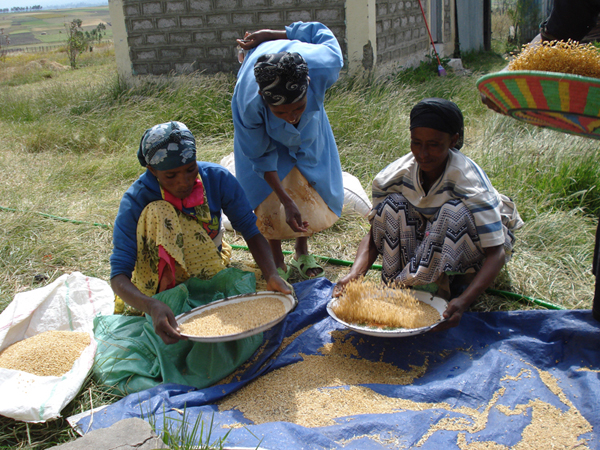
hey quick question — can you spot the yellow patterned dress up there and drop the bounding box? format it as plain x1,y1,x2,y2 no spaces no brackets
114,180,233,313
130,199,231,297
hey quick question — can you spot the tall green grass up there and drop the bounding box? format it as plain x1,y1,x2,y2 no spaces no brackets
0,42,598,448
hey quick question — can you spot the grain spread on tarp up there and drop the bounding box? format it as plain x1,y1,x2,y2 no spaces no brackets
218,330,592,448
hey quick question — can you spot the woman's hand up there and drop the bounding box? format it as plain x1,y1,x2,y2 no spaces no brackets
147,298,187,345
111,274,186,345
266,274,293,295
237,29,287,50
433,295,471,332
480,92,506,115
262,171,308,233
433,245,505,332
246,233,292,295
283,198,309,233
333,272,362,297
333,231,380,297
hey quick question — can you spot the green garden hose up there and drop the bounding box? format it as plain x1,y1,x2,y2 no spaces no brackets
0,206,566,310
230,244,565,310
485,288,564,310
0,206,112,229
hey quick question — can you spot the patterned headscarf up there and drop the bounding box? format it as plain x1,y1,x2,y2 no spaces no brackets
137,121,196,170
254,52,309,106
409,98,464,149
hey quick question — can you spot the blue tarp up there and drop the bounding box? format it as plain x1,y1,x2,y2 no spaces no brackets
77,278,600,449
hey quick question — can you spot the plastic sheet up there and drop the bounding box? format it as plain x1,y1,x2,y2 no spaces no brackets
92,269,263,395
76,278,600,448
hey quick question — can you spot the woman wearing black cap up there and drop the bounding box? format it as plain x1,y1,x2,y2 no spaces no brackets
334,98,524,330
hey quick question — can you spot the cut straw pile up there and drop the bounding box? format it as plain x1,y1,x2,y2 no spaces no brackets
333,279,440,329
0,330,90,377
508,39,600,78
180,296,286,337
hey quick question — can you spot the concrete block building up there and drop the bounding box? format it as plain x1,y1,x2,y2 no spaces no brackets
109,0,490,78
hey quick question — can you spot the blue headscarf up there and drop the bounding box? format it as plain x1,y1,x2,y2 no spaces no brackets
137,121,196,170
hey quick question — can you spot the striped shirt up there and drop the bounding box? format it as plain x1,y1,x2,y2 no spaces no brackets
371,149,523,248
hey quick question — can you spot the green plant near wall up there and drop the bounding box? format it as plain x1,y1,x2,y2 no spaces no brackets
507,0,542,47
65,18,88,69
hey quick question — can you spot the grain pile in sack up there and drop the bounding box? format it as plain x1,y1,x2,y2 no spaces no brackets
0,272,114,422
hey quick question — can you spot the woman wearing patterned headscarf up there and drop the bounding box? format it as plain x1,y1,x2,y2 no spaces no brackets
232,22,344,281
334,99,524,330
110,121,289,345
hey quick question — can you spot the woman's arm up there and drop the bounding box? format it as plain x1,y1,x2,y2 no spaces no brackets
246,233,292,294
111,274,185,345
333,228,380,296
435,244,505,331
237,29,287,50
263,170,308,233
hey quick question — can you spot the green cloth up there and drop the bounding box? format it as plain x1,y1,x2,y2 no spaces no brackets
93,268,262,394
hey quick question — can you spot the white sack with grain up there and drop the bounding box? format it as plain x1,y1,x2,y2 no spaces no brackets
219,152,372,231
0,272,114,422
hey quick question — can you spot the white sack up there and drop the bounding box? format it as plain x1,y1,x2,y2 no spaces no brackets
341,171,372,218
220,153,236,231
0,272,115,422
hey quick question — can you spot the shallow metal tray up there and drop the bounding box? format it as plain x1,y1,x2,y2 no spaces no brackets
176,291,297,343
327,289,448,337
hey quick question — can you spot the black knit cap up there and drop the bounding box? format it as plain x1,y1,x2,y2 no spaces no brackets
409,98,464,149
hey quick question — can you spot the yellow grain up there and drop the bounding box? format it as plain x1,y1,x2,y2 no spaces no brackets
180,296,286,336
0,330,90,377
219,332,593,448
333,278,440,329
508,39,600,78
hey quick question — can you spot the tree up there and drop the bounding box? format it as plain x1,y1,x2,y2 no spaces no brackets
95,22,106,44
65,19,87,69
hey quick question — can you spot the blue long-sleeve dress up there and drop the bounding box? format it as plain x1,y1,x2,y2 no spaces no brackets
231,21,345,217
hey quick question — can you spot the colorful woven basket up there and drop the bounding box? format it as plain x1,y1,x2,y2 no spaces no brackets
477,70,600,140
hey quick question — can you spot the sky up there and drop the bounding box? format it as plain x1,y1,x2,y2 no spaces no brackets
0,0,107,10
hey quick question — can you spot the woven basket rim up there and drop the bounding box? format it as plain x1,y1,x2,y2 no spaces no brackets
477,70,600,87
477,70,600,140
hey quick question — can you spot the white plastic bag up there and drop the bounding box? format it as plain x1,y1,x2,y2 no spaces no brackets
219,152,236,177
341,172,372,218
0,272,115,422
220,153,236,231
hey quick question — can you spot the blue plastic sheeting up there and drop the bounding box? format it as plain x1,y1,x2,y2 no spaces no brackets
78,278,600,449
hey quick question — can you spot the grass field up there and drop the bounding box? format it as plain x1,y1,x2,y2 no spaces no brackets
0,6,111,49
0,13,599,448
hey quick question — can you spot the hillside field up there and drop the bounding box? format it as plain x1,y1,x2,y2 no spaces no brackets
0,6,111,49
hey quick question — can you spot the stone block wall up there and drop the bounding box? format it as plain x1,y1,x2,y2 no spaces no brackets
110,0,458,77
121,0,346,75
375,0,452,71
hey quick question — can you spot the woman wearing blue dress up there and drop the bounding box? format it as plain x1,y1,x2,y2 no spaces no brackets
232,21,344,279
